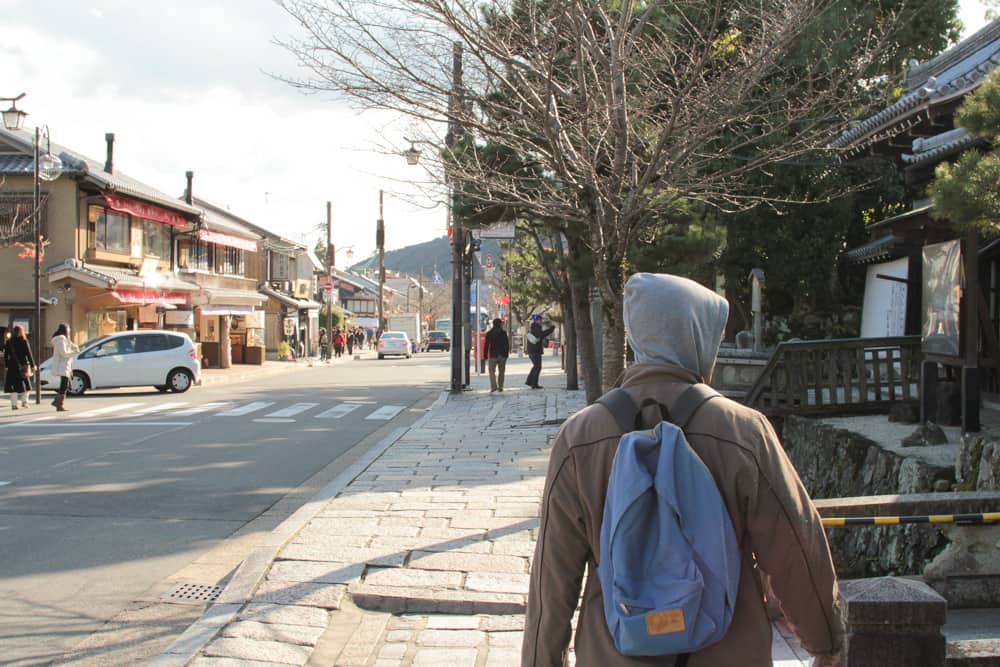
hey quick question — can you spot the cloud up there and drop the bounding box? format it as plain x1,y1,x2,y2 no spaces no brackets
0,0,448,261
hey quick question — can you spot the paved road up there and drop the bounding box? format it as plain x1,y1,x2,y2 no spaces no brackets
0,352,448,665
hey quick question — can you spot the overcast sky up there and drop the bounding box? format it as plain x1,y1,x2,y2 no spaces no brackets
0,1,993,264
0,0,445,265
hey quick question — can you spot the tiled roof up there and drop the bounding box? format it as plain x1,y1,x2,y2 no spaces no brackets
831,18,1000,151
0,126,201,218
901,128,984,167
0,155,36,173
193,196,262,240
844,234,910,264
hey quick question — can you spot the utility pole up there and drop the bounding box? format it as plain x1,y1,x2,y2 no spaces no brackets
377,190,385,335
326,201,333,361
447,41,465,393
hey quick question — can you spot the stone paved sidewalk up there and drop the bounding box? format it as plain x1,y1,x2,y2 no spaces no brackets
154,357,812,666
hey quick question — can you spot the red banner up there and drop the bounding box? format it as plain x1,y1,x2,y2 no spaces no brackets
198,228,258,252
102,192,188,227
110,289,188,305
495,295,510,305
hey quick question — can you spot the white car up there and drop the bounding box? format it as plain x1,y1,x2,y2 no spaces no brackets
39,330,202,395
377,331,412,359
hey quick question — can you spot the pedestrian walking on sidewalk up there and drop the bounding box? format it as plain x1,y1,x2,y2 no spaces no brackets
333,330,346,358
483,318,509,392
49,323,78,412
4,325,35,410
346,328,355,356
319,329,330,361
524,314,554,389
523,273,843,667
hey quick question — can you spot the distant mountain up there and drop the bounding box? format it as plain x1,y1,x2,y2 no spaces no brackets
349,235,504,280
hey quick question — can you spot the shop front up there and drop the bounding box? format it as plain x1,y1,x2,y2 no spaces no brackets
47,258,200,346
258,284,321,359
191,288,265,368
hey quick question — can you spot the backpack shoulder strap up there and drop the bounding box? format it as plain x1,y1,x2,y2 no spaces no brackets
671,383,721,429
596,388,641,433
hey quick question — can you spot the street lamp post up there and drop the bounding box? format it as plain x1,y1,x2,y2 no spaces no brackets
377,190,386,335
2,93,62,405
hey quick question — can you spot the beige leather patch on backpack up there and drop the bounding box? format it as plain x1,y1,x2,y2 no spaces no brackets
645,608,685,635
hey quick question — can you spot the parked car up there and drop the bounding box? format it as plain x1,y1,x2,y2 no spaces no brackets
424,330,451,352
377,331,412,359
38,330,201,395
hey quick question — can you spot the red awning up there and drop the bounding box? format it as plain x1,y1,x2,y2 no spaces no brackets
110,289,188,305
198,228,258,252
101,192,189,227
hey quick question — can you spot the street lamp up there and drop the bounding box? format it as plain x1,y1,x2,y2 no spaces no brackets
2,93,62,405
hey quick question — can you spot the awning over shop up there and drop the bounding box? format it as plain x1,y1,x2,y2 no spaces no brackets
195,287,265,307
259,285,322,310
102,191,189,227
198,228,258,252
110,289,188,305
199,305,255,316
47,259,201,291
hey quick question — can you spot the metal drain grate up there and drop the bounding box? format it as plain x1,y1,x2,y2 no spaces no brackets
162,583,223,604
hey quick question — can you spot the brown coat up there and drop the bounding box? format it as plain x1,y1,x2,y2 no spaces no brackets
523,363,843,666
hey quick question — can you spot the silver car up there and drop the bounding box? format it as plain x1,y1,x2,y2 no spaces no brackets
377,331,412,359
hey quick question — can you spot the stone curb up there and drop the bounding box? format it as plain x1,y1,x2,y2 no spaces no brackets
151,392,444,666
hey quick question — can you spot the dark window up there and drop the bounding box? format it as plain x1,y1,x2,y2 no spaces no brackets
142,220,171,259
88,205,131,253
178,238,213,271
136,333,167,353
217,245,245,275
163,334,184,350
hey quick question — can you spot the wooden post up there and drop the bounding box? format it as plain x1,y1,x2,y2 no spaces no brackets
963,228,981,432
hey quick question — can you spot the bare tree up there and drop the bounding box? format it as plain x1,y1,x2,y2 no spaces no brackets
275,0,912,391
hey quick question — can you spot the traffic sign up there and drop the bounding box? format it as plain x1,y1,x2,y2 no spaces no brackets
484,253,495,269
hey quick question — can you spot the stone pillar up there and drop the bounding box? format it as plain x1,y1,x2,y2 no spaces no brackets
839,576,946,667
219,315,232,369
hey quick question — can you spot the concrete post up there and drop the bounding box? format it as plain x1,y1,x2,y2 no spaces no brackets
839,576,947,667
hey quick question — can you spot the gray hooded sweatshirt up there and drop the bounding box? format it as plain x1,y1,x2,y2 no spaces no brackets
524,272,842,667
623,272,729,380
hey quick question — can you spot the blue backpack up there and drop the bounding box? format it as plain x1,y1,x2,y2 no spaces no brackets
597,384,741,659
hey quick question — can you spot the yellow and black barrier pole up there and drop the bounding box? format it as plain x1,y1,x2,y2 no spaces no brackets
822,512,1000,527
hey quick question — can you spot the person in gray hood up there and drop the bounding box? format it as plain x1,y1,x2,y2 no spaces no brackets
523,273,842,666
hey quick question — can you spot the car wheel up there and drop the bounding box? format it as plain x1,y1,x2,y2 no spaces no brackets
69,371,88,396
378,353,384,360
155,385,169,393
167,369,193,393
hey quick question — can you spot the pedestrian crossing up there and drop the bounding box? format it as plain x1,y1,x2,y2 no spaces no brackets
52,400,407,424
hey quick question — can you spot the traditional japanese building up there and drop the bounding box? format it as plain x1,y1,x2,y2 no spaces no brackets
833,19,1000,430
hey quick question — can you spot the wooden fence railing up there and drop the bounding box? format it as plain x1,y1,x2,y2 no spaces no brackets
743,336,922,417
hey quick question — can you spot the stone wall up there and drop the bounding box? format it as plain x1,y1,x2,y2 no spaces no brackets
957,427,1000,491
782,416,953,578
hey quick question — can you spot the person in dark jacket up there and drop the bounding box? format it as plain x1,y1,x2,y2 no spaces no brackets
483,318,510,392
4,325,35,410
525,314,555,389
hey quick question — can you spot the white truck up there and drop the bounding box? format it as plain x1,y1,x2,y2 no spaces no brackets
386,313,422,353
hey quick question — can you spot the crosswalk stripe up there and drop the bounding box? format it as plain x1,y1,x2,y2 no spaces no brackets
365,405,405,421
314,403,363,419
172,402,231,416
217,401,274,416
265,403,318,418
134,402,188,415
71,402,144,418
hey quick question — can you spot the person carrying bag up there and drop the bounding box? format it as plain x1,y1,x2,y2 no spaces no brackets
4,325,35,410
